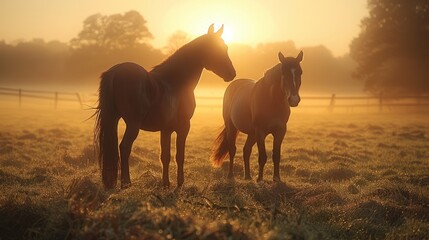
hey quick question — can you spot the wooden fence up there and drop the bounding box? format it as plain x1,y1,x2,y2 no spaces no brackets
1,87,429,112
197,93,429,112
0,87,83,109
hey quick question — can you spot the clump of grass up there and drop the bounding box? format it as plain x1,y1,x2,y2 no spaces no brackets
347,184,360,194
321,167,357,182
0,169,24,184
382,169,398,176
0,199,49,239
396,130,425,139
18,132,38,140
377,142,399,148
327,154,356,164
72,202,250,239
367,124,384,133
347,199,404,226
295,168,313,178
294,185,344,207
409,175,429,186
66,177,106,218
0,140,13,154
333,140,349,147
385,219,429,239
62,145,96,168
333,199,405,239
327,131,352,139
370,186,428,206
1,157,24,168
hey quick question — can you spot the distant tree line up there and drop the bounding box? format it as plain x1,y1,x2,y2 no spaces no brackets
0,11,164,87
6,8,415,95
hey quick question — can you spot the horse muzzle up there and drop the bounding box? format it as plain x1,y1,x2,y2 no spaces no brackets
223,68,236,82
288,95,300,107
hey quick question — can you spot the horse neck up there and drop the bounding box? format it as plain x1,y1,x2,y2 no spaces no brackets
258,64,287,100
151,43,204,90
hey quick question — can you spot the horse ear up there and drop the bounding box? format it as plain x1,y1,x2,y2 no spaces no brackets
278,52,286,63
296,51,304,62
208,24,215,34
215,24,224,36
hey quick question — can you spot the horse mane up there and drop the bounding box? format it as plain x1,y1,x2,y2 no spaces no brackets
261,63,282,84
151,35,207,74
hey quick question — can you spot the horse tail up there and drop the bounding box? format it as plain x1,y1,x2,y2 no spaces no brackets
94,70,119,189
211,125,238,167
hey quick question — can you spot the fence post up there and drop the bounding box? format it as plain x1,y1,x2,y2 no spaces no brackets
329,93,336,112
54,92,58,109
19,88,22,107
379,92,383,112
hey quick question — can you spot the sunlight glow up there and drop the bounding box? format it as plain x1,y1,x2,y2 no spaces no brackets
161,1,276,45
218,23,234,43
0,0,368,56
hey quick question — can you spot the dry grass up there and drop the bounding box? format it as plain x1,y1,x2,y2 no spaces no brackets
0,106,428,239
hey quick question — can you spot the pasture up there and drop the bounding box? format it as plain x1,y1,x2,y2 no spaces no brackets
0,105,428,239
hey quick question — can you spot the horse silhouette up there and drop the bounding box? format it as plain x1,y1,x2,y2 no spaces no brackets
94,24,236,189
212,51,303,181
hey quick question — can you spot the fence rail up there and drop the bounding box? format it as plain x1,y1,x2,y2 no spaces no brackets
1,87,429,112
0,87,83,109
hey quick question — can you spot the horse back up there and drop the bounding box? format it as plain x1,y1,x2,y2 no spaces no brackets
224,79,256,134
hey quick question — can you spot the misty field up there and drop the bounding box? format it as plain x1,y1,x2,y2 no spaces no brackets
1,105,428,239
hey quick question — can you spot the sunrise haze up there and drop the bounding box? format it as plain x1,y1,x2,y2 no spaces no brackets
0,0,367,56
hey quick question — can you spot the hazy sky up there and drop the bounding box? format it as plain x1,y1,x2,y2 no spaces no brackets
0,0,367,56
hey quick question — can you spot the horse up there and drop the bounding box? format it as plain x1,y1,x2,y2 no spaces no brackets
94,24,236,189
211,51,303,182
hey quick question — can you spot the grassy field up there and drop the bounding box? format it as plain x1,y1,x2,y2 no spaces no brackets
0,105,428,239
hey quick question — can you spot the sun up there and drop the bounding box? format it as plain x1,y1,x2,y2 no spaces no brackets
161,0,276,46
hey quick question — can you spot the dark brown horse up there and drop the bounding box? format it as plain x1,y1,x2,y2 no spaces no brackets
211,51,303,182
95,24,236,189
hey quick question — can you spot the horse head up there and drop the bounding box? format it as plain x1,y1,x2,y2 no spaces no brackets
202,24,236,82
278,51,303,107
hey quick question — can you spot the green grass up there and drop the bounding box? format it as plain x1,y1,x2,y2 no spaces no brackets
0,106,428,239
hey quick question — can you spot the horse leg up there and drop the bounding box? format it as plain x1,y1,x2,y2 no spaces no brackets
160,130,172,188
272,128,286,182
119,123,139,189
256,129,268,182
243,134,255,180
175,121,190,187
226,125,237,179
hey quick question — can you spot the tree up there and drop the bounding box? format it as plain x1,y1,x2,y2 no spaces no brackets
350,0,429,95
71,10,153,50
66,11,164,85
164,30,190,54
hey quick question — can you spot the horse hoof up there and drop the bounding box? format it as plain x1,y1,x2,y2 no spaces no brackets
244,176,252,181
227,173,234,179
257,177,263,182
273,177,282,183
